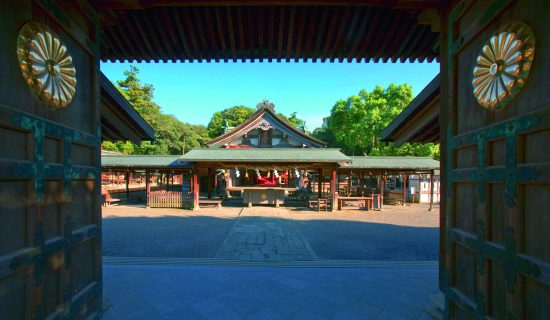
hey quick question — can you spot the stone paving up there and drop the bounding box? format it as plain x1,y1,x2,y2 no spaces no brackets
215,208,317,261
102,205,440,319
102,261,438,320
102,204,439,261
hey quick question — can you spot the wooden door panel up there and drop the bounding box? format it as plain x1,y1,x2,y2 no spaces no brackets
442,0,550,319
0,1,102,319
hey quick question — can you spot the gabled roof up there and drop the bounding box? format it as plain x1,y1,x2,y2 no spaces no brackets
381,74,440,146
206,106,327,148
182,148,349,163
100,72,155,143
343,156,439,171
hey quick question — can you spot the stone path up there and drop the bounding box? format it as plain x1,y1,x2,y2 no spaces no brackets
102,260,439,320
215,208,317,261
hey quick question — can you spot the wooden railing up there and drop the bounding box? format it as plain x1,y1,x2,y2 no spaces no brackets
147,191,193,209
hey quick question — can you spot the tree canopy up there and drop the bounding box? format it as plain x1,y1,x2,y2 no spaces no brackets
207,106,307,138
103,67,437,159
102,66,210,155
207,106,256,138
312,84,439,159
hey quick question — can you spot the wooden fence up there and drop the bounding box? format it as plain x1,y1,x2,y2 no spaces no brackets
147,191,193,209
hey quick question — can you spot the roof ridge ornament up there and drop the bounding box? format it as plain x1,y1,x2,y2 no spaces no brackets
256,99,275,111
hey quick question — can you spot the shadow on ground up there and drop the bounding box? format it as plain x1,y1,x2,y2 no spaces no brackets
103,214,438,260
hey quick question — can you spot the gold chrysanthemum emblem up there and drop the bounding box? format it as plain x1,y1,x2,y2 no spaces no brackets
472,22,535,110
17,21,77,109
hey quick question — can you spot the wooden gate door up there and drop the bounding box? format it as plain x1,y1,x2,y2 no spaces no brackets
441,0,549,319
0,1,102,319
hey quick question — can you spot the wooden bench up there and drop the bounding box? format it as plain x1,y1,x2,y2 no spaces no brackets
337,196,373,211
386,191,405,205
198,199,222,209
102,192,121,206
308,198,329,211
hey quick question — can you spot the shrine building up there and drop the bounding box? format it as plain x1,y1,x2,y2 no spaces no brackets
101,100,440,211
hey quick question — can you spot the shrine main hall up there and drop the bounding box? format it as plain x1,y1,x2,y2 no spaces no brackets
101,100,440,211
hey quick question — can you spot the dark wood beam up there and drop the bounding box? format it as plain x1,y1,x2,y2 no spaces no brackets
357,6,381,61
247,7,255,60
93,1,448,10
285,6,296,62
214,7,228,60
329,6,349,62
377,10,405,62
171,7,194,59
160,8,184,60
192,7,210,61
276,6,286,62
225,6,238,61
313,7,329,62
321,6,340,62
347,7,370,62
140,10,173,62
181,8,201,60
303,6,318,60
258,6,264,49
294,6,306,59
342,6,362,62
130,13,160,61
366,8,389,62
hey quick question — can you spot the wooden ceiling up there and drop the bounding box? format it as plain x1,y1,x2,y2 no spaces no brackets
93,1,444,63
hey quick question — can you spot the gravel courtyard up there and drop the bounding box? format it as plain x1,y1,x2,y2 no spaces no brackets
103,204,439,261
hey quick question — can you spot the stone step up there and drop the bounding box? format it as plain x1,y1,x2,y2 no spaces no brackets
103,256,438,268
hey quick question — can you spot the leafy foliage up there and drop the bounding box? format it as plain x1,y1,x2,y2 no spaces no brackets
207,106,256,138
281,112,307,132
312,84,439,159
102,66,210,155
207,106,307,138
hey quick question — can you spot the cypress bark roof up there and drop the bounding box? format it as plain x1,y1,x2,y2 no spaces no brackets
205,106,327,148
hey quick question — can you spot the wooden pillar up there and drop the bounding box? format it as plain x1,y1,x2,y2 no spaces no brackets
145,169,150,208
402,174,408,205
214,172,218,196
193,169,199,210
207,168,213,199
347,171,352,196
359,172,363,196
380,176,386,209
429,170,435,211
330,167,337,212
125,170,130,198
318,168,323,198
171,172,174,190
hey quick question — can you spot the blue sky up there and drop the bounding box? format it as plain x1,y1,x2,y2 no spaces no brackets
100,61,439,130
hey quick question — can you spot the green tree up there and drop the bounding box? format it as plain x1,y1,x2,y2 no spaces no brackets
103,66,210,155
321,84,439,158
282,112,307,132
207,106,256,138
311,117,340,148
